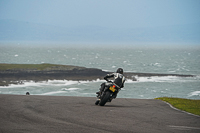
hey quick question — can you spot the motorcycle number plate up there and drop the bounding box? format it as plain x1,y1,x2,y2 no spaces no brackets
109,86,116,92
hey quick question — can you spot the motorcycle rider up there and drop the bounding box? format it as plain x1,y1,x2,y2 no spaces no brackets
96,68,125,100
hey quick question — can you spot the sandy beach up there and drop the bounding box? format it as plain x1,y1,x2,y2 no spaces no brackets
0,94,199,133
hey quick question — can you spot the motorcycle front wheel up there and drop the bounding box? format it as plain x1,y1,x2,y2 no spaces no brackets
99,91,111,106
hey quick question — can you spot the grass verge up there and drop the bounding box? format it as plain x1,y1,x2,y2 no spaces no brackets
155,97,200,116
0,63,56,70
0,63,83,71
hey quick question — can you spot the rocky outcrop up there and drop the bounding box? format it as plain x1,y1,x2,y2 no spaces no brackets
0,67,109,86
0,64,195,86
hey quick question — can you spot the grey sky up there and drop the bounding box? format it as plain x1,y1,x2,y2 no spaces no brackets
1,0,200,28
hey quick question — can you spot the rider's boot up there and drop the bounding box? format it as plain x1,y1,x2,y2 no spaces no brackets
96,91,102,98
96,91,100,95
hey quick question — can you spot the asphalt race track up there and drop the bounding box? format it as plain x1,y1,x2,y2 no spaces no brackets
0,95,200,133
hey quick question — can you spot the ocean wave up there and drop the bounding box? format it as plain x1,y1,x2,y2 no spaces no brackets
188,91,200,97
137,76,179,83
0,79,104,89
2,80,44,88
0,76,197,89
126,76,198,83
39,91,65,95
61,88,80,91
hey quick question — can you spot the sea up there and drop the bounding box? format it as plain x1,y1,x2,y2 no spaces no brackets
0,44,200,99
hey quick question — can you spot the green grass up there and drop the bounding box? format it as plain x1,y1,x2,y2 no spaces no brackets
0,63,82,71
155,97,200,116
0,63,58,70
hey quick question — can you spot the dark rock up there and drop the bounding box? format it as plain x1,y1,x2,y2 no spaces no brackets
0,64,195,86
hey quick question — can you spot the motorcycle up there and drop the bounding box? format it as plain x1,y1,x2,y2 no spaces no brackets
95,80,120,106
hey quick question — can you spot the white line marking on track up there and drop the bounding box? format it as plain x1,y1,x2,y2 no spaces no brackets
169,125,200,130
162,101,200,117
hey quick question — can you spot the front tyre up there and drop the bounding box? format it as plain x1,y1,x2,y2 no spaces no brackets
99,91,111,106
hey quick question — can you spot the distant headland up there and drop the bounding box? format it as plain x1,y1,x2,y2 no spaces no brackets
0,63,194,86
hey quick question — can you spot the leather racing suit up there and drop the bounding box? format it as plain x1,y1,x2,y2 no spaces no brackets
99,72,126,98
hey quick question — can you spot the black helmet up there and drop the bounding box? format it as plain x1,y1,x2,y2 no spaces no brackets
116,68,123,74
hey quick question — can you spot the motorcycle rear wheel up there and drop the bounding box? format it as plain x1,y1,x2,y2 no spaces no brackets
99,91,111,106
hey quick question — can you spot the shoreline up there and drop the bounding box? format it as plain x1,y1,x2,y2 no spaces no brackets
0,63,195,86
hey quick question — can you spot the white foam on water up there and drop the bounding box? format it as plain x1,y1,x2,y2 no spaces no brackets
64,81,80,86
47,80,89,86
125,76,180,83
62,88,80,91
0,79,104,89
0,77,198,99
188,91,200,97
137,76,178,82
109,76,197,84
168,70,176,73
134,76,197,83
36,87,81,96
39,91,65,95
102,69,110,72
112,65,116,68
0,80,44,88
125,79,137,83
